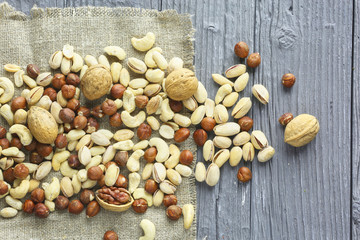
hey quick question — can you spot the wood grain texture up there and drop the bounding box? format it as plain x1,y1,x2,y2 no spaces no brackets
353,0,360,238
5,0,354,239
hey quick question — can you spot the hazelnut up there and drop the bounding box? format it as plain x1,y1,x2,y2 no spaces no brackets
86,200,100,218
43,87,57,101
110,84,126,99
237,167,252,183
59,108,75,123
30,151,43,164
103,231,119,240
90,105,104,118
26,64,40,79
163,194,177,207
234,41,249,58
36,143,52,157
80,189,95,205
201,117,216,131
98,175,106,187
67,98,80,111
145,179,158,194
24,139,37,151
132,198,148,213
64,122,74,133
10,137,23,149
55,134,67,149
278,113,294,126
31,188,45,203
73,115,87,130
77,106,91,117
0,126,6,138
169,99,183,112
115,174,128,188
179,150,193,166
135,95,149,109
166,205,182,220
144,147,157,163
68,154,81,169
101,99,117,116
193,129,208,146
247,52,261,68
85,117,100,133
137,123,152,140
61,84,76,99
34,203,50,218
0,180,9,195
281,73,296,88
13,163,29,179
174,128,190,143
68,199,84,214
87,166,103,180
11,96,26,112
52,73,66,89
109,113,122,127
55,195,69,210
0,138,10,149
23,199,35,213
3,168,15,183
66,73,80,86
114,151,128,166
238,116,253,132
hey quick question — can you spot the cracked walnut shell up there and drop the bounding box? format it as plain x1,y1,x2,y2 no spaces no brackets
80,64,112,100
284,114,319,147
165,68,198,101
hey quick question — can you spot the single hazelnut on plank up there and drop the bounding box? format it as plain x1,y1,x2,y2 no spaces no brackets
247,53,261,68
27,106,58,144
165,68,199,101
237,167,252,183
81,64,112,100
281,73,296,88
234,41,249,58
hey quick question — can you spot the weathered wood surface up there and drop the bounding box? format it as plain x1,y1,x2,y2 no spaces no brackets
6,0,354,239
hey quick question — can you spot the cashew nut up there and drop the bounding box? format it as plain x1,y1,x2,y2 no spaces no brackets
28,179,40,192
215,84,232,104
52,150,70,171
0,77,14,104
128,172,141,193
113,140,134,151
121,111,146,128
10,179,29,199
43,177,60,201
159,98,174,122
149,138,169,163
164,144,180,169
123,90,136,113
133,188,153,207
71,52,84,72
9,124,33,146
131,32,155,52
104,46,126,61
132,140,149,151
139,219,156,240
183,204,195,229
126,150,145,172
0,104,13,126
144,47,162,68
60,161,78,178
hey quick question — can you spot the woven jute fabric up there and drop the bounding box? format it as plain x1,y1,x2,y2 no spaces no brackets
0,2,196,239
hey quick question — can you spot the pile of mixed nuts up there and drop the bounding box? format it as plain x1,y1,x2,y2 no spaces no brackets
0,32,319,240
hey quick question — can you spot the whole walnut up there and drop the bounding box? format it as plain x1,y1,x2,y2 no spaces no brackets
165,68,198,101
80,64,112,100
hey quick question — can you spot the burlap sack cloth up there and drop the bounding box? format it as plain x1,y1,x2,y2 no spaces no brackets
0,2,197,239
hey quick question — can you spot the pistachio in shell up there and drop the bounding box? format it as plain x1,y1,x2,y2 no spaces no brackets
165,68,198,101
80,64,112,100
27,106,58,144
284,114,319,147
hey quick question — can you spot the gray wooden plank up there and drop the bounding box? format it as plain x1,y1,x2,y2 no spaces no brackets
353,0,360,238
161,0,255,239
251,0,352,239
